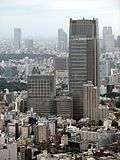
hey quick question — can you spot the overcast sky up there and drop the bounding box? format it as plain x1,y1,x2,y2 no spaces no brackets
0,0,120,39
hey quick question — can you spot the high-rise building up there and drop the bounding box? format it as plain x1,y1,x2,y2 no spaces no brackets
69,18,99,120
58,28,67,53
25,39,33,50
36,123,48,143
27,69,56,116
14,28,21,49
103,26,115,51
117,36,120,48
83,81,98,122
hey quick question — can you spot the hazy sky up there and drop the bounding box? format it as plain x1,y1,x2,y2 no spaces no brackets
0,0,120,39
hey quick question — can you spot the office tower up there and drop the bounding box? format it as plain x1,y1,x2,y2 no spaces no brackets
103,26,115,51
117,36,120,48
54,96,73,118
69,18,99,120
83,81,98,122
36,123,48,143
58,28,67,52
14,28,21,49
25,39,33,50
27,69,56,115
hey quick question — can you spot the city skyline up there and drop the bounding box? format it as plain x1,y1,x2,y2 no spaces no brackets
0,0,120,159
0,0,120,38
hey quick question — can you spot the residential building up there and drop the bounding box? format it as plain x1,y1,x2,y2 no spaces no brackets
83,81,98,122
0,142,17,160
36,123,48,143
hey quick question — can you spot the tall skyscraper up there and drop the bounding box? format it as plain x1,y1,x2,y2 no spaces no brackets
69,18,99,120
14,28,21,49
58,28,67,53
117,36,120,48
27,68,56,116
102,26,115,51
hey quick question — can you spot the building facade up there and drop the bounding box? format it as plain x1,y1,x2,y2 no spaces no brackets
83,81,98,122
117,36,120,48
0,142,17,160
58,28,67,53
103,26,115,51
14,28,21,49
55,96,73,118
36,123,48,143
27,73,56,116
25,39,33,50
69,18,99,120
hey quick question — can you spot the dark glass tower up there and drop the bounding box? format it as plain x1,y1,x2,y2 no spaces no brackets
69,18,99,120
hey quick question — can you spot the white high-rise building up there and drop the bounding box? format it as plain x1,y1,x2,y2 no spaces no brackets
58,28,67,52
83,81,98,122
36,123,48,143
